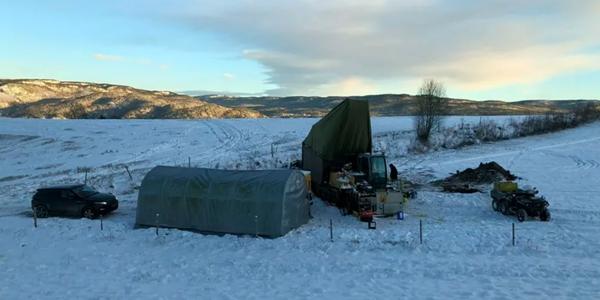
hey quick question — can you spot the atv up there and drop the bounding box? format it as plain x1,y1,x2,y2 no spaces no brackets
491,182,550,222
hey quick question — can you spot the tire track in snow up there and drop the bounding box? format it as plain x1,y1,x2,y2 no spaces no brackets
197,120,267,168
435,135,600,166
539,151,600,170
123,120,245,169
587,159,600,168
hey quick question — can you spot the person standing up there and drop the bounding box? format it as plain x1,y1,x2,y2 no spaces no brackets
389,163,398,181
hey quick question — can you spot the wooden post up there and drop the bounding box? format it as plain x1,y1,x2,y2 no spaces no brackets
330,219,333,242
512,223,515,246
419,219,423,244
188,157,191,168
33,208,37,228
124,166,133,181
100,214,103,231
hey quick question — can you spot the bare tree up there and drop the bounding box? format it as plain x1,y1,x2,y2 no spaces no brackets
414,79,448,143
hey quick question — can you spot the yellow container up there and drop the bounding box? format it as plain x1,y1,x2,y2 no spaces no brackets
301,170,312,193
494,181,518,192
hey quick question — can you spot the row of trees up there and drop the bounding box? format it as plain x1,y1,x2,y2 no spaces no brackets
412,79,600,145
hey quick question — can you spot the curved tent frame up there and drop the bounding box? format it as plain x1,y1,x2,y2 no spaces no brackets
136,166,309,237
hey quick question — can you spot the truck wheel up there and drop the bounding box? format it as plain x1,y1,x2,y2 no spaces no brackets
540,209,551,222
492,199,500,212
517,209,527,222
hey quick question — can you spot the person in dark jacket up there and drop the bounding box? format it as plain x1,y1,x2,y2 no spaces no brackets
389,163,398,181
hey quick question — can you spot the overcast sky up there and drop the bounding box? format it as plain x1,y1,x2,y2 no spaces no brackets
1,0,599,100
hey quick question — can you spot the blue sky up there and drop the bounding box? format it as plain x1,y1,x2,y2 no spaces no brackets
1,0,599,100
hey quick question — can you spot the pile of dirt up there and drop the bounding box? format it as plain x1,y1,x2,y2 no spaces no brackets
437,161,518,193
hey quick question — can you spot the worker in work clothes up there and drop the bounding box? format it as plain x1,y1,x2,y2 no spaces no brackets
389,163,399,189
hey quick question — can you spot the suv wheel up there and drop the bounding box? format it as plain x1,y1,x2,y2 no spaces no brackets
517,209,527,222
82,207,97,219
34,205,48,218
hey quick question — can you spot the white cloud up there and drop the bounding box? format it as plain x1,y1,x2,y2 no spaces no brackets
93,53,124,62
321,77,376,96
223,73,235,80
154,0,600,95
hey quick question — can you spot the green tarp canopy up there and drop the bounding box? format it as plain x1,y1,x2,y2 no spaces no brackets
303,99,372,161
135,166,309,238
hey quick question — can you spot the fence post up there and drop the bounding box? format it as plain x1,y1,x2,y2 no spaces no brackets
419,219,423,244
100,214,103,231
330,219,333,242
254,215,258,238
512,223,515,246
33,208,37,228
155,213,160,236
124,165,133,181
188,157,191,168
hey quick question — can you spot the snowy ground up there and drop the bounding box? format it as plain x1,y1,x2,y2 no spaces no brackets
1,117,599,299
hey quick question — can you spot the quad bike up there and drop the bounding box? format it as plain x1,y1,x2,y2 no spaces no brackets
491,182,550,222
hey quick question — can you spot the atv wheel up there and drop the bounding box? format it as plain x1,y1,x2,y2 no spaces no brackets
492,199,500,212
540,209,551,222
499,202,510,215
517,209,527,222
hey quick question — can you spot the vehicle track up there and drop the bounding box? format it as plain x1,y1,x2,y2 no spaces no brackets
200,120,250,167
539,150,600,170
433,135,600,167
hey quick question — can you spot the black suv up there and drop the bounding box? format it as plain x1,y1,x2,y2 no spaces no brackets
32,184,118,219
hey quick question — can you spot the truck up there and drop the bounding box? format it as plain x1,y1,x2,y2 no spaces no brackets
302,99,405,222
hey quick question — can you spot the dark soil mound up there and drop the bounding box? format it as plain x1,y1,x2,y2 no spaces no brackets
449,161,516,184
438,161,518,193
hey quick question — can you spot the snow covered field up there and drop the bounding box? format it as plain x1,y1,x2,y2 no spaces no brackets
1,117,599,299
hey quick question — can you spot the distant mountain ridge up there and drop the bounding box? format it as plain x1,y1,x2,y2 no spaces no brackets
0,79,597,119
0,79,262,119
196,94,600,117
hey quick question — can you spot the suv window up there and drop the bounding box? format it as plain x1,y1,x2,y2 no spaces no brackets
38,190,60,198
60,190,76,200
72,185,98,198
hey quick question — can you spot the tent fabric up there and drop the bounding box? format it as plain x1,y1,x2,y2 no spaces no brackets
302,99,372,184
136,166,309,237
303,99,372,161
301,146,327,185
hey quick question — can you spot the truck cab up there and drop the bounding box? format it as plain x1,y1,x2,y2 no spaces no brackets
356,153,388,189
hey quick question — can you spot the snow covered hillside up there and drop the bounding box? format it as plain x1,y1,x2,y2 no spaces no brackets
1,117,599,299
